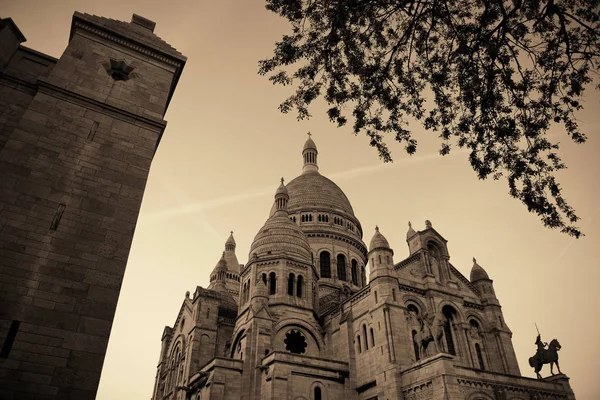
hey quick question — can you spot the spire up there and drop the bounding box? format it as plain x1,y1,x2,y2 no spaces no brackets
225,231,236,252
407,221,416,239
302,132,319,174
273,178,289,214
470,257,490,282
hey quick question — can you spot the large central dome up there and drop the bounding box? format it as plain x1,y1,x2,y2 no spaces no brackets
270,171,355,217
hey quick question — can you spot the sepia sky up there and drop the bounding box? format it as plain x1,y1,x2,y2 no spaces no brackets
3,0,600,398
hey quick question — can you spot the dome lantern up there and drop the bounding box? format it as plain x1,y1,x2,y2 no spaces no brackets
302,132,319,174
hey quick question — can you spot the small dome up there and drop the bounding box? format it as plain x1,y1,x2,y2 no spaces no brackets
250,184,312,262
369,226,390,252
470,257,490,282
275,177,288,197
225,231,236,247
214,252,228,272
277,173,355,216
303,134,317,152
407,221,416,239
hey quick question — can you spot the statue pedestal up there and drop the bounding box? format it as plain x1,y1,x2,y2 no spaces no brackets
544,373,569,382
544,374,576,400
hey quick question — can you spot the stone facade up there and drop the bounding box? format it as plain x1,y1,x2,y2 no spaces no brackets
153,137,576,400
0,13,185,399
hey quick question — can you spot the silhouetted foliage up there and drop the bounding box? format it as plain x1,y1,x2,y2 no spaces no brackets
259,0,600,238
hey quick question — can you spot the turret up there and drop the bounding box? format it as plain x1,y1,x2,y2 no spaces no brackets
207,233,241,300
367,226,397,305
251,276,269,310
368,226,394,280
302,132,318,174
470,257,498,305
208,252,228,291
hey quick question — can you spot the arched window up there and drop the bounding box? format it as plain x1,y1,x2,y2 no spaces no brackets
392,288,396,301
351,260,358,285
357,335,362,353
362,324,368,350
412,330,420,361
475,343,485,370
288,273,295,296
361,266,366,285
442,305,457,355
296,275,303,298
370,328,375,347
269,272,277,295
320,251,331,278
314,386,322,400
374,291,378,303
262,273,267,284
337,254,347,281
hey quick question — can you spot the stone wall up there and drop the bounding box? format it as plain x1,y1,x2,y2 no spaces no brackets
0,12,185,399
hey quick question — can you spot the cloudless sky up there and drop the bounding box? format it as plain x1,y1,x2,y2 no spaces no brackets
3,0,599,398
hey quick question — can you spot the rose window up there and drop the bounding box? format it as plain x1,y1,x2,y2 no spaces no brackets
284,330,307,354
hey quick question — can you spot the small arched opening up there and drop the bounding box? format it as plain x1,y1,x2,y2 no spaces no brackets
351,259,358,285
288,273,295,296
442,305,458,356
296,275,303,298
320,251,331,278
269,272,277,295
337,254,347,281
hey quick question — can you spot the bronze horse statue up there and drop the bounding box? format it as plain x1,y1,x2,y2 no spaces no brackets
413,312,445,359
528,339,562,379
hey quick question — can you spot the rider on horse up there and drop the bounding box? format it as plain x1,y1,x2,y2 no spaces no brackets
535,334,547,361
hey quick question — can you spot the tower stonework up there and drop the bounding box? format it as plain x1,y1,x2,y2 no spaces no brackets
0,13,185,399
153,136,576,400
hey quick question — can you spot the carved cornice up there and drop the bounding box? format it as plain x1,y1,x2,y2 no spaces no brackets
217,316,235,326
457,378,568,399
306,232,368,257
71,19,185,67
449,264,480,295
395,253,421,270
464,301,484,310
398,283,426,296
402,380,433,399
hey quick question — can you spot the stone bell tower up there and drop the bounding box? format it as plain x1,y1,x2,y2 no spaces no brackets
0,12,185,399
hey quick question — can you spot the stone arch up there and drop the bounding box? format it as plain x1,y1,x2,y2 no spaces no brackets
274,319,324,351
319,250,331,278
288,273,295,296
441,304,460,356
336,254,347,281
310,381,326,400
465,312,487,331
229,329,246,358
269,271,277,295
436,300,465,323
351,259,358,285
296,275,304,297
467,392,495,400
170,333,187,356
424,236,448,256
403,295,427,313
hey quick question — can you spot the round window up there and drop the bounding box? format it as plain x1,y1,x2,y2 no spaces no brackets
284,330,307,354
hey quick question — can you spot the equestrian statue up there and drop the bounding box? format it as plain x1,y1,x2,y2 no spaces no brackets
412,311,445,359
528,332,562,379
